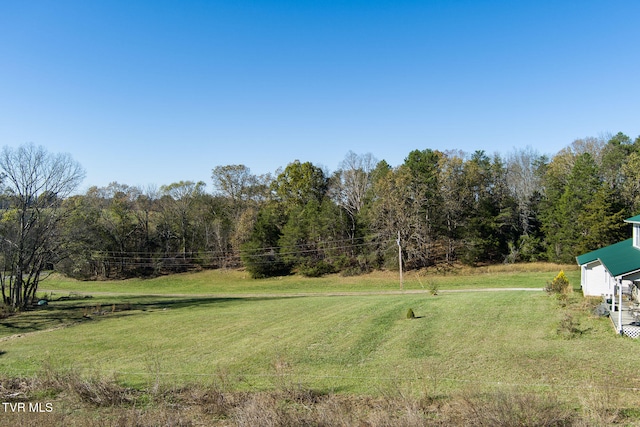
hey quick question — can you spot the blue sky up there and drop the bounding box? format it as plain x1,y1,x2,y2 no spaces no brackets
1,1,639,191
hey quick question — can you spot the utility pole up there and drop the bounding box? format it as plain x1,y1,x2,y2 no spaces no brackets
397,231,403,290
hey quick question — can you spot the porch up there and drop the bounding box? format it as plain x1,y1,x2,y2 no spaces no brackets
609,296,640,338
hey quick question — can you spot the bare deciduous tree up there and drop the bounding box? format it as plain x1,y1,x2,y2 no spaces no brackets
438,151,468,263
506,146,542,235
159,181,207,259
330,151,377,239
0,144,85,309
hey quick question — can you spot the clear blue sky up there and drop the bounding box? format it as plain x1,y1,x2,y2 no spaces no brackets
1,0,639,191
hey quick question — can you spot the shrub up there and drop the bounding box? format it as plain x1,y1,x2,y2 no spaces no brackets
241,241,291,279
340,266,366,277
457,389,575,426
40,368,133,407
406,308,416,319
339,255,373,276
299,260,335,277
0,304,15,319
557,313,583,339
428,280,439,296
545,270,572,295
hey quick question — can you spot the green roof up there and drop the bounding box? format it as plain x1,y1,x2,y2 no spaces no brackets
576,238,640,277
625,214,640,223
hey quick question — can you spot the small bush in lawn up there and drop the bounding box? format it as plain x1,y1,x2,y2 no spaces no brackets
428,280,439,296
0,304,15,319
406,308,416,319
545,270,572,295
557,313,583,339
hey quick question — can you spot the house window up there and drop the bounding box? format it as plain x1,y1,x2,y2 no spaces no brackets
635,224,640,248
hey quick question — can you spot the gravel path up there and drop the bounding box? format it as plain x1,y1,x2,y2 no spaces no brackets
37,287,544,299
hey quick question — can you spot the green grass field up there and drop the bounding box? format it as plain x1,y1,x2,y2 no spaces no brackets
3,265,637,394
4,264,640,425
36,262,581,295
0,265,640,422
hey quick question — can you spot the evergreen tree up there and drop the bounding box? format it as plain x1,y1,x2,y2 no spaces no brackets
240,203,290,278
576,187,626,255
403,149,444,265
461,152,518,264
547,153,601,262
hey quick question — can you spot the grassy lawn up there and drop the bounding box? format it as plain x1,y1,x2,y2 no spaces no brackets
1,264,579,340
5,264,640,425
2,264,638,408
36,262,581,295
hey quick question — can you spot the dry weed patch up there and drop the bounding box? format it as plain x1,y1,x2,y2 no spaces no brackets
3,369,640,426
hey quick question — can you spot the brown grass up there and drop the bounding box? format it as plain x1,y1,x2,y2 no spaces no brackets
2,367,640,427
453,388,575,427
438,262,579,275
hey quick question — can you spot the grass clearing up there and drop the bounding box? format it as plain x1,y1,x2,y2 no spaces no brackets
4,263,638,425
0,283,634,395
38,262,580,295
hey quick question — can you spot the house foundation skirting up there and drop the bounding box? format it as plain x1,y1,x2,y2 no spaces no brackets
609,299,640,338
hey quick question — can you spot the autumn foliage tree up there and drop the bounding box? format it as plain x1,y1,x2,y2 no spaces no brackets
6,132,640,283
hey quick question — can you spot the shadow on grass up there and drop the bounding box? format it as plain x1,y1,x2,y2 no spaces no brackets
0,295,302,337
104,294,306,313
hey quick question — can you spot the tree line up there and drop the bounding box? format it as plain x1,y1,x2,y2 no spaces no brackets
1,133,639,307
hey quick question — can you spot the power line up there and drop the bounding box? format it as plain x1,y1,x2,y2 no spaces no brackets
89,237,396,266
91,234,393,258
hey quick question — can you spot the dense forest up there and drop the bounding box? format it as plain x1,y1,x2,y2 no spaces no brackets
5,132,640,283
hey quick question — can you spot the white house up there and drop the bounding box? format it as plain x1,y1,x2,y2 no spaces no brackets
576,215,640,297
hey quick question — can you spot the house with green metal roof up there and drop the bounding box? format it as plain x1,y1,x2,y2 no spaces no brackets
576,215,640,296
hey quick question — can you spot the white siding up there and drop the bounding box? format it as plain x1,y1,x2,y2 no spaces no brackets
581,261,613,297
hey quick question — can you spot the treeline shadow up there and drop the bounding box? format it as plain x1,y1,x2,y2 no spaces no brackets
0,294,302,337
